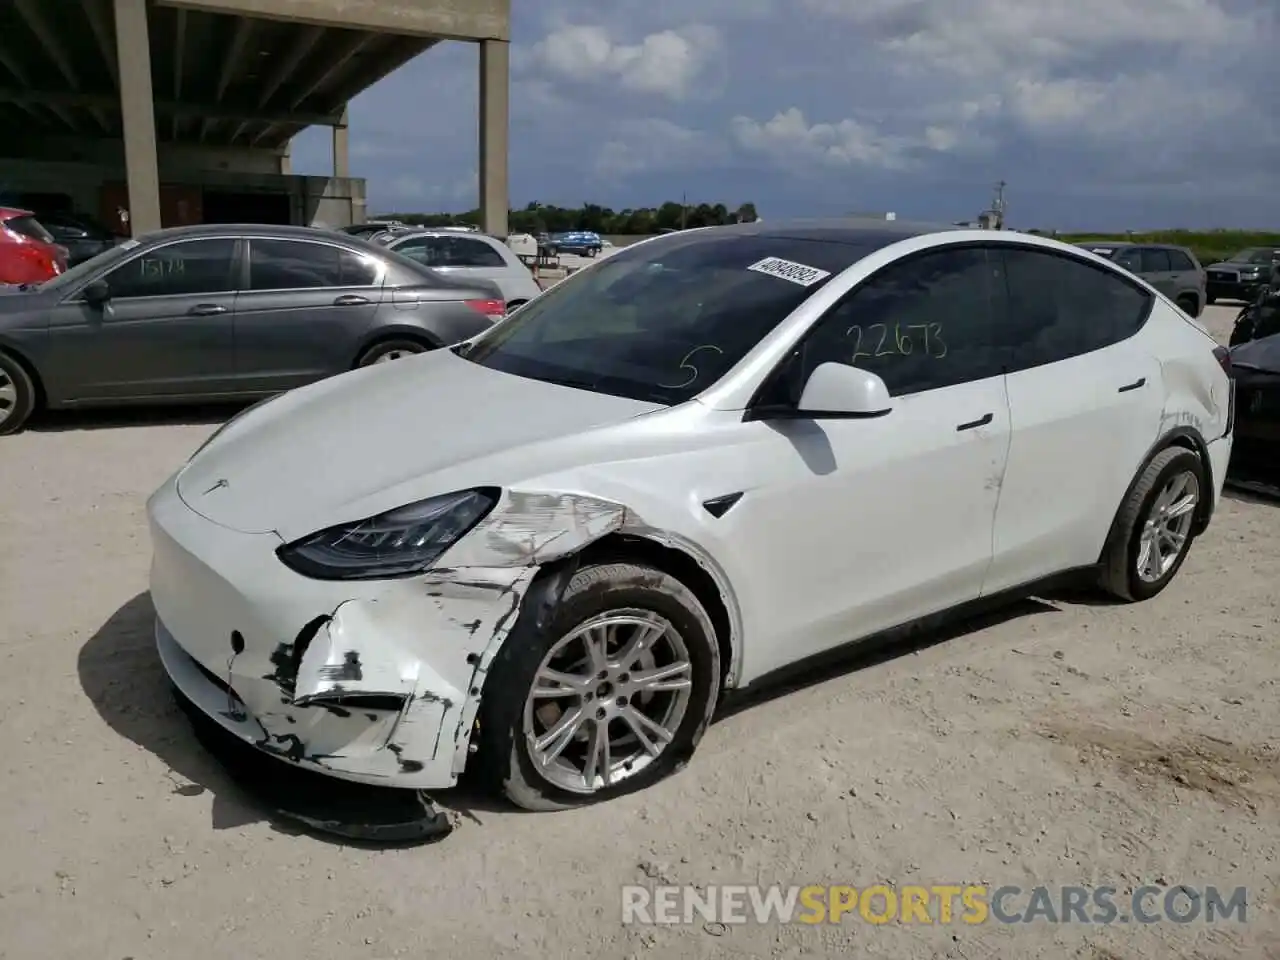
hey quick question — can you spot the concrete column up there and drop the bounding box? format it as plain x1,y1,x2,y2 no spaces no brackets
478,39,509,237
113,0,162,236
279,140,292,175
332,105,349,179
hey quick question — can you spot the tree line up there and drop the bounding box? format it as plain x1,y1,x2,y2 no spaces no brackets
376,201,760,235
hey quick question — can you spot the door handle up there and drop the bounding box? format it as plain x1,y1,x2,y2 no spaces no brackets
188,303,228,316
1118,377,1146,393
333,294,371,306
956,412,994,431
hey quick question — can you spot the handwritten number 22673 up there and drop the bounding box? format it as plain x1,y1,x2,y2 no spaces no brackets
847,322,946,361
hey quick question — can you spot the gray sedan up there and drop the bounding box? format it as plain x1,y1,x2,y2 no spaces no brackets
0,224,505,434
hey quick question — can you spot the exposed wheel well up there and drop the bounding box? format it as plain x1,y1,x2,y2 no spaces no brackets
0,345,45,409
575,533,735,689
351,331,438,368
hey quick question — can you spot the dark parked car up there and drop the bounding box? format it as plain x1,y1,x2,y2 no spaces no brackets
1077,242,1206,316
1227,333,1280,484
0,224,505,434
1204,247,1280,304
34,211,123,266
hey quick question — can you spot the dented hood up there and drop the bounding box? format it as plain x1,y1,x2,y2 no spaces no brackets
176,348,663,537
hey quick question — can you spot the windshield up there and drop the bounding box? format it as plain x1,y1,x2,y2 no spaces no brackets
1229,249,1277,265
459,232,868,404
38,240,137,293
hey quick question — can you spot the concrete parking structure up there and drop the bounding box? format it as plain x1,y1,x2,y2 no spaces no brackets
0,0,510,233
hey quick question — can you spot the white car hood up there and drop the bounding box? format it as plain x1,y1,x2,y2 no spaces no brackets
176,349,664,538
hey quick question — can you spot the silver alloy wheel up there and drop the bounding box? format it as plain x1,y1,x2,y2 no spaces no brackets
522,609,694,794
0,369,16,426
373,348,415,363
1136,469,1199,583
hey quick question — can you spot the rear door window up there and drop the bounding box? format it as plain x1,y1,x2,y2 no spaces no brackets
248,238,381,290
1167,249,1197,271
997,247,1153,371
1140,248,1172,273
442,237,507,267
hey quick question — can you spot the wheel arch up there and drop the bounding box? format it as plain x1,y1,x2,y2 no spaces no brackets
350,325,442,367
1100,426,1214,565
571,532,741,693
0,341,46,409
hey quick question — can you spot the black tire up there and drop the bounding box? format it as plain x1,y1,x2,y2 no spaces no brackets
0,350,37,436
506,299,527,312
354,338,431,367
1206,294,1217,305
1175,294,1199,317
1097,447,1205,602
474,561,721,811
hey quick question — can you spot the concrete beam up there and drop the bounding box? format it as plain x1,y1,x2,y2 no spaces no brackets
156,0,510,41
83,0,120,88
289,31,374,109
478,39,508,237
114,0,162,235
0,88,343,127
202,16,257,140
332,105,348,178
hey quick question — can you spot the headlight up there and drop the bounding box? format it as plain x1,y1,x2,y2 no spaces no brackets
276,487,499,580
189,392,283,462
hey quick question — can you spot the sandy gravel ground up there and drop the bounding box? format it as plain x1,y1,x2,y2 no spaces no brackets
1,305,1276,960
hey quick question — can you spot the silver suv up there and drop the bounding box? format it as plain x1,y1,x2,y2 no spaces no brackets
1078,242,1206,316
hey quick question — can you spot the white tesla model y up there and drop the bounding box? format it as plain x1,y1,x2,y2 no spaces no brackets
147,219,1234,810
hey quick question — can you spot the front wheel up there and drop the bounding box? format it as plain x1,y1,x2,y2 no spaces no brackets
355,338,430,367
0,351,36,436
474,562,721,811
1098,447,1203,602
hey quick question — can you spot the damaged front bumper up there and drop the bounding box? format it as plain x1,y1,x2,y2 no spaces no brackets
147,478,541,789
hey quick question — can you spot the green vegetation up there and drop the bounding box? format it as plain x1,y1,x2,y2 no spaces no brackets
1052,230,1280,267
375,201,760,235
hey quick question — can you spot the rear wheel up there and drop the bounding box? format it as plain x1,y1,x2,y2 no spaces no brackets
0,351,36,436
355,338,430,367
1206,294,1217,305
474,562,721,811
1098,447,1203,602
1175,293,1199,317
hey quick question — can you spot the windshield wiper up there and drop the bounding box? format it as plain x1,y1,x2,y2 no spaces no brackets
538,374,602,392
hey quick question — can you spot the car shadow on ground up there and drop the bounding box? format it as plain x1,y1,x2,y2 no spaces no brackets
82,589,1068,841
29,402,248,432
79,592,454,848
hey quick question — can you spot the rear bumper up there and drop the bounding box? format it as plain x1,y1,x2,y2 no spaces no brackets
1208,280,1264,301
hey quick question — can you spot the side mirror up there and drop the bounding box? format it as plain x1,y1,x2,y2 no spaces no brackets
796,362,892,417
82,279,110,305
749,362,892,421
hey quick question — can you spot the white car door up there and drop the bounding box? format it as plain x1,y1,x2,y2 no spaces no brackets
726,245,1013,681
982,245,1166,594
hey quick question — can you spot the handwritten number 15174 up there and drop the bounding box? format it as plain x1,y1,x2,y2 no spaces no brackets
847,322,946,361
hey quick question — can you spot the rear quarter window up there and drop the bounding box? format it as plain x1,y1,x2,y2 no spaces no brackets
3,215,55,244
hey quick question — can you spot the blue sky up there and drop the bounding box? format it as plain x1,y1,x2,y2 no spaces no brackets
290,0,1279,231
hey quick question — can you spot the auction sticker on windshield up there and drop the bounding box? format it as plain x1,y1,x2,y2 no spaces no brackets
747,257,831,287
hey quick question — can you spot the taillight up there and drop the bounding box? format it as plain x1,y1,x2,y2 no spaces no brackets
464,298,506,317
1213,345,1232,376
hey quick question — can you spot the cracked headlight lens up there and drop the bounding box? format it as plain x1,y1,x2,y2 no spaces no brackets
277,487,500,580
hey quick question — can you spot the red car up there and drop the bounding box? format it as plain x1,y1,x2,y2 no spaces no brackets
0,207,68,287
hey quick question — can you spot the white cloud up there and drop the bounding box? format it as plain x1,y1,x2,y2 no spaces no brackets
802,0,1251,75
527,24,724,100
730,107,985,170
593,118,727,179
